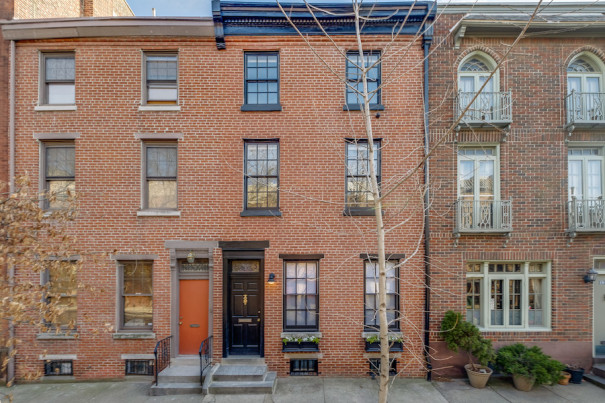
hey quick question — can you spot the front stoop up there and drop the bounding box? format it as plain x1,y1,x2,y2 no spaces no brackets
149,356,210,396
585,364,605,389
204,357,277,395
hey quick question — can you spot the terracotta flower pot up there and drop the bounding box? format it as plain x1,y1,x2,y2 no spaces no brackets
558,371,571,385
465,363,493,389
513,374,535,391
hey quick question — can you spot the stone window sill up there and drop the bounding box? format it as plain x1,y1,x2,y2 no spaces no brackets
113,332,155,340
240,209,282,217
35,105,77,111
138,105,181,112
137,210,181,217
37,333,78,340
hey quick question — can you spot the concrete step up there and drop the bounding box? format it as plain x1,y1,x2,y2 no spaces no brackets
171,355,199,366
592,364,605,378
208,371,277,394
149,382,202,396
213,364,268,381
221,356,265,366
157,365,200,383
594,355,605,364
585,373,605,390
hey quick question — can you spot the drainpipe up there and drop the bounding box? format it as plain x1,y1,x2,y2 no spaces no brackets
422,25,433,382
7,39,16,384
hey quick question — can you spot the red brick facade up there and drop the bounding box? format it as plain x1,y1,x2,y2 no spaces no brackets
10,33,428,379
428,12,605,376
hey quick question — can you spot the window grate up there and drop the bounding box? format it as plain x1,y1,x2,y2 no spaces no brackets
290,359,318,376
368,358,397,376
44,360,73,376
125,359,154,375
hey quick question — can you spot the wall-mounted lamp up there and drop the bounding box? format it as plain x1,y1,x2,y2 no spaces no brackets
186,251,195,264
267,273,276,284
584,268,598,284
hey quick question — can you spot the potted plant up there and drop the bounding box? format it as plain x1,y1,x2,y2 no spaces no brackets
364,334,404,352
495,343,565,391
282,335,321,352
565,364,585,384
558,371,571,385
441,311,495,388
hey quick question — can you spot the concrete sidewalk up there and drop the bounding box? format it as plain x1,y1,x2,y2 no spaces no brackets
1,376,603,403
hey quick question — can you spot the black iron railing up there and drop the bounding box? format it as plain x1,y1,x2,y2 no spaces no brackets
154,335,172,385
199,335,213,384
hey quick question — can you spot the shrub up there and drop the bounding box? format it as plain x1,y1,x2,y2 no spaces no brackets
496,343,565,386
441,311,495,369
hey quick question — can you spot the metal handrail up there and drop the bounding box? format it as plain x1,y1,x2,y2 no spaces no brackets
567,197,605,232
565,91,605,125
154,335,172,386
454,199,512,233
455,91,512,123
199,335,213,384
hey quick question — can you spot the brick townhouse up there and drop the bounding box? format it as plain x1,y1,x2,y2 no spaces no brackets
428,1,605,377
1,0,436,384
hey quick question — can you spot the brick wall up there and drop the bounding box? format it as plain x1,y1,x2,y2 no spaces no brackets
428,14,603,376
0,1,13,189
12,35,428,379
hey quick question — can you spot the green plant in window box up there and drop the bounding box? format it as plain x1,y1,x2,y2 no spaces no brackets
495,343,565,391
441,311,495,388
282,335,321,345
364,334,404,352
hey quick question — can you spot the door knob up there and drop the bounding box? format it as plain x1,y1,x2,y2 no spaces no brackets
179,321,183,325
257,318,261,322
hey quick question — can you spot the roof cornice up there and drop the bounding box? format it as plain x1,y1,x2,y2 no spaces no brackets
1,17,215,41
438,2,605,14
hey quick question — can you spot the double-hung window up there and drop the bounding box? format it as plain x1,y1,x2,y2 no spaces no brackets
44,262,77,329
567,56,604,122
364,260,399,330
243,141,279,214
345,51,381,109
44,143,75,209
119,261,153,330
41,53,75,105
144,53,178,105
243,52,281,111
284,261,319,331
144,144,177,210
568,147,605,230
466,261,550,330
345,140,380,213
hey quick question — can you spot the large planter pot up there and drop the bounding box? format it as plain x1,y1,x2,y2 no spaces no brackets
565,367,584,384
464,364,492,389
512,374,536,392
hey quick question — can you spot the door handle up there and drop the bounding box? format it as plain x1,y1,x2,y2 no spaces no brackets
257,318,261,322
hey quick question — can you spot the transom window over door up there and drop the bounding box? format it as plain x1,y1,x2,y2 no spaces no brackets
458,54,497,121
567,54,605,122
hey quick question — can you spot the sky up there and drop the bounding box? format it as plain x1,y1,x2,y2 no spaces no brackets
125,0,605,17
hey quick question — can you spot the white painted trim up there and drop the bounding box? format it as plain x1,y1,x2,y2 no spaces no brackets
138,105,181,112
137,210,181,217
35,105,77,111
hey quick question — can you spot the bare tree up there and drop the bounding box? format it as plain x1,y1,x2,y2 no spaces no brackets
276,0,544,401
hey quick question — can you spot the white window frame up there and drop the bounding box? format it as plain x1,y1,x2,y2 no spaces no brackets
457,144,500,202
466,261,551,332
568,144,605,201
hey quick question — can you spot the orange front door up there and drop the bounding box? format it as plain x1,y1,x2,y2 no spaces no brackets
179,279,209,355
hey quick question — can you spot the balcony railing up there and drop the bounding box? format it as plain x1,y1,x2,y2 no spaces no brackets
455,91,512,128
567,197,605,233
454,199,513,233
565,91,605,129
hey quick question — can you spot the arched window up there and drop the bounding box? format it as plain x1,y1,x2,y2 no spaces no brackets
566,53,604,123
457,53,503,123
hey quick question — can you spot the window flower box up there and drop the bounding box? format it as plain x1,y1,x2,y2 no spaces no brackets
282,335,320,352
364,334,403,352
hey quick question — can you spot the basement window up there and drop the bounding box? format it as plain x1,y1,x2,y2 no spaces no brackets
368,358,397,377
44,360,73,376
289,359,318,376
125,359,154,375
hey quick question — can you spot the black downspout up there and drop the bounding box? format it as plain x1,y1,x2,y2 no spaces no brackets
422,24,433,382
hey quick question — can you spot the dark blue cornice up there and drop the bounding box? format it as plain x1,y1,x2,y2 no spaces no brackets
214,0,436,48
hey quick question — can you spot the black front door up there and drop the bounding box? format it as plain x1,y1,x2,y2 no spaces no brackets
228,261,261,355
